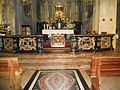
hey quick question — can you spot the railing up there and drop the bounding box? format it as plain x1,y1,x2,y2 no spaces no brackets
0,35,43,53
0,34,114,53
70,34,114,52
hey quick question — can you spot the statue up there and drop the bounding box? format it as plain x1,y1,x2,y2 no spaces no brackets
1,4,8,24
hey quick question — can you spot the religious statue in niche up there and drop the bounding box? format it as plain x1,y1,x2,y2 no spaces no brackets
54,2,65,21
54,11,65,20
1,3,16,35
23,0,31,17
52,2,66,29
1,4,8,24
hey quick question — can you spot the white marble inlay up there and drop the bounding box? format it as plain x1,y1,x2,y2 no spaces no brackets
21,69,91,89
20,70,35,89
42,29,74,34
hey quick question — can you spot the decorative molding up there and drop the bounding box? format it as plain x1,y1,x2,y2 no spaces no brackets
78,37,95,50
51,34,65,47
19,38,36,50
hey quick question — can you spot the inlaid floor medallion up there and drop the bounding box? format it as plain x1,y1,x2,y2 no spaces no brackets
24,69,89,90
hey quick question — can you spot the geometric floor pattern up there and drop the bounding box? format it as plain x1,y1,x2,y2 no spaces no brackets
24,69,89,90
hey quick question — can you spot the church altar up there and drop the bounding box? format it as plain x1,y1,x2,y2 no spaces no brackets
42,29,74,48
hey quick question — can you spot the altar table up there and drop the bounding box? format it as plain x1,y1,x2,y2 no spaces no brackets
42,29,74,34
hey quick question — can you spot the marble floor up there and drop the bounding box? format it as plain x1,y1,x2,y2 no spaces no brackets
0,69,120,90
100,76,120,90
0,72,10,90
20,69,120,90
0,50,120,90
20,69,91,89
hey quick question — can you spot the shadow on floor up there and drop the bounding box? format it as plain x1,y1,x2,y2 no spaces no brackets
100,76,120,90
0,72,11,90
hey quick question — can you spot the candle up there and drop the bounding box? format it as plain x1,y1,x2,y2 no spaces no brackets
58,23,61,29
70,11,71,17
53,26,55,29
44,24,45,29
47,24,48,29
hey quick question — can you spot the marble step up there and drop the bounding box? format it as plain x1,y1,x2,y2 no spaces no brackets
19,56,91,69
17,53,93,59
19,58,91,63
0,53,92,70
20,63,90,69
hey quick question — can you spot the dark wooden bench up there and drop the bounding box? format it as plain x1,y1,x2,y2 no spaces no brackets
90,56,120,90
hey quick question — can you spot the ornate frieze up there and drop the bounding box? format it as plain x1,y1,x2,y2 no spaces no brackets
19,38,36,50
0,34,114,53
70,34,114,52
51,34,65,47
78,37,95,50
1,35,43,53
3,38,14,51
98,37,111,49
2,37,17,52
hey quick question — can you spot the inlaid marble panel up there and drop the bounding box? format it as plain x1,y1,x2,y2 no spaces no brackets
3,38,14,51
98,37,111,49
19,38,36,50
51,34,65,47
78,37,95,50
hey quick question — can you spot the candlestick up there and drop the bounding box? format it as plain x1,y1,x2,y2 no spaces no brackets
44,24,45,29
58,23,61,29
47,24,48,29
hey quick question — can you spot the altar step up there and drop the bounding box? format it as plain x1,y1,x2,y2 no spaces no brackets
1,51,118,70
18,53,91,70
43,48,71,53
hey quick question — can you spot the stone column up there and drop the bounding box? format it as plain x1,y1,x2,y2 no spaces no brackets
67,1,71,22
44,1,49,22
51,2,54,22
31,0,37,34
8,0,16,35
48,1,52,24
71,1,76,22
0,0,5,24
40,4,42,21
75,1,78,21
92,0,100,34
41,1,45,21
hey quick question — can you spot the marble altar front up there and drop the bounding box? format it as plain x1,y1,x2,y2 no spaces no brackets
42,29,74,47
